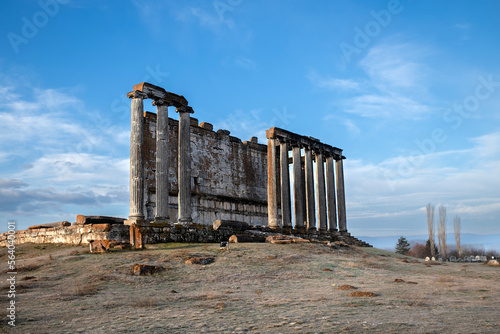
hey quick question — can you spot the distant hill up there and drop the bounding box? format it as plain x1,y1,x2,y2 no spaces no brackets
358,233,500,252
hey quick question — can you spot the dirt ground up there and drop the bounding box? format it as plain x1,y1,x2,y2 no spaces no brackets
1,242,499,333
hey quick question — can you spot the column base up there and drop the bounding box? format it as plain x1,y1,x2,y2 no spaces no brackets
153,217,170,225
125,217,146,226
177,217,193,225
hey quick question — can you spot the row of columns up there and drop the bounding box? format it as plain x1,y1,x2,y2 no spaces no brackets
127,90,193,225
267,139,347,233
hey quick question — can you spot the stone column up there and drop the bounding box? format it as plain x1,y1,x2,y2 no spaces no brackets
267,138,279,229
336,158,347,232
315,151,327,233
326,156,337,232
153,99,170,222
280,141,291,228
128,91,147,222
304,148,316,231
177,107,193,224
292,145,305,230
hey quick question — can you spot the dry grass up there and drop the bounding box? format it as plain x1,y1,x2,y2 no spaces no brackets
2,243,500,334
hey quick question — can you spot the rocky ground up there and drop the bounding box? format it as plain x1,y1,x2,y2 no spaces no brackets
1,242,499,333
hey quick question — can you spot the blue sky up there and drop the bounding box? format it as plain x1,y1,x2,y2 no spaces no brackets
1,1,499,245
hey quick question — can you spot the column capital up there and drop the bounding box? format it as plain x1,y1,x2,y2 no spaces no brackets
152,98,170,107
176,106,194,114
127,90,148,99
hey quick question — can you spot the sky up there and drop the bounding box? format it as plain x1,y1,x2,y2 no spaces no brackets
0,0,499,247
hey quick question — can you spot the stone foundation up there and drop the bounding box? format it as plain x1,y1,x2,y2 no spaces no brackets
0,215,371,248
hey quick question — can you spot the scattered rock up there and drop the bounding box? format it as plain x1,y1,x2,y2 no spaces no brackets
229,234,265,243
170,290,178,293
185,257,215,265
337,284,356,290
266,235,293,244
322,268,333,272
292,238,310,243
131,264,164,276
265,255,277,260
394,278,405,283
348,291,378,297
407,281,418,284
401,258,409,263
89,240,125,253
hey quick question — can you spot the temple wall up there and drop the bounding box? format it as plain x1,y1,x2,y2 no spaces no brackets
142,112,270,226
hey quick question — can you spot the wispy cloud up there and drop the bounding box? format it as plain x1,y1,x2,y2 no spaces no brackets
346,131,500,234
307,69,360,90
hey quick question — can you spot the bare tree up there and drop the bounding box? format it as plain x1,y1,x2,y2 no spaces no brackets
454,215,461,257
439,206,447,259
426,203,436,258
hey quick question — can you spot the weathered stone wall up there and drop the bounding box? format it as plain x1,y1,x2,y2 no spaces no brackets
0,224,130,247
143,112,270,225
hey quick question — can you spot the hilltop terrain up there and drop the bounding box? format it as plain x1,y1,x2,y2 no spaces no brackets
1,242,499,333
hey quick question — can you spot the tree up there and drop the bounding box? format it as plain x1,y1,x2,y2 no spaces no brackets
426,203,436,258
396,236,411,255
426,239,438,258
454,215,461,257
408,243,427,258
438,206,447,259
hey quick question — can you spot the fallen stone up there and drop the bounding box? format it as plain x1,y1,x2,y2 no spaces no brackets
322,268,333,272
265,235,292,244
407,281,418,284
132,264,164,275
337,285,356,290
28,221,71,230
75,215,125,225
213,220,249,231
348,291,378,297
229,234,265,243
89,240,123,253
185,257,215,265
394,278,405,283
292,238,310,243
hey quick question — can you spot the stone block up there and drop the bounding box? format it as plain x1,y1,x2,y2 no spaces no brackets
75,215,125,225
213,220,249,231
91,224,112,232
199,122,213,131
190,117,199,127
28,221,71,230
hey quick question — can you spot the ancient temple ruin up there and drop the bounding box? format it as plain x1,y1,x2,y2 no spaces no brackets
125,83,352,241
1,82,370,249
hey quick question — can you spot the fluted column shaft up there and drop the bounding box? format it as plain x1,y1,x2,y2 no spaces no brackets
315,152,327,232
326,156,338,231
177,109,192,223
336,158,347,232
129,92,146,221
154,99,170,221
280,141,291,228
267,138,279,228
304,148,316,230
292,146,305,229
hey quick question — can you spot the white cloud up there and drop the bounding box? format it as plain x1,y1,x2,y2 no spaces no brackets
307,70,360,90
345,131,500,234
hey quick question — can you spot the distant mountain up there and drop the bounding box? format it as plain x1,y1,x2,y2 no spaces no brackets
358,233,500,252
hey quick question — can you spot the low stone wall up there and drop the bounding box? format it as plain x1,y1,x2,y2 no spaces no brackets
0,216,371,248
0,223,130,247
